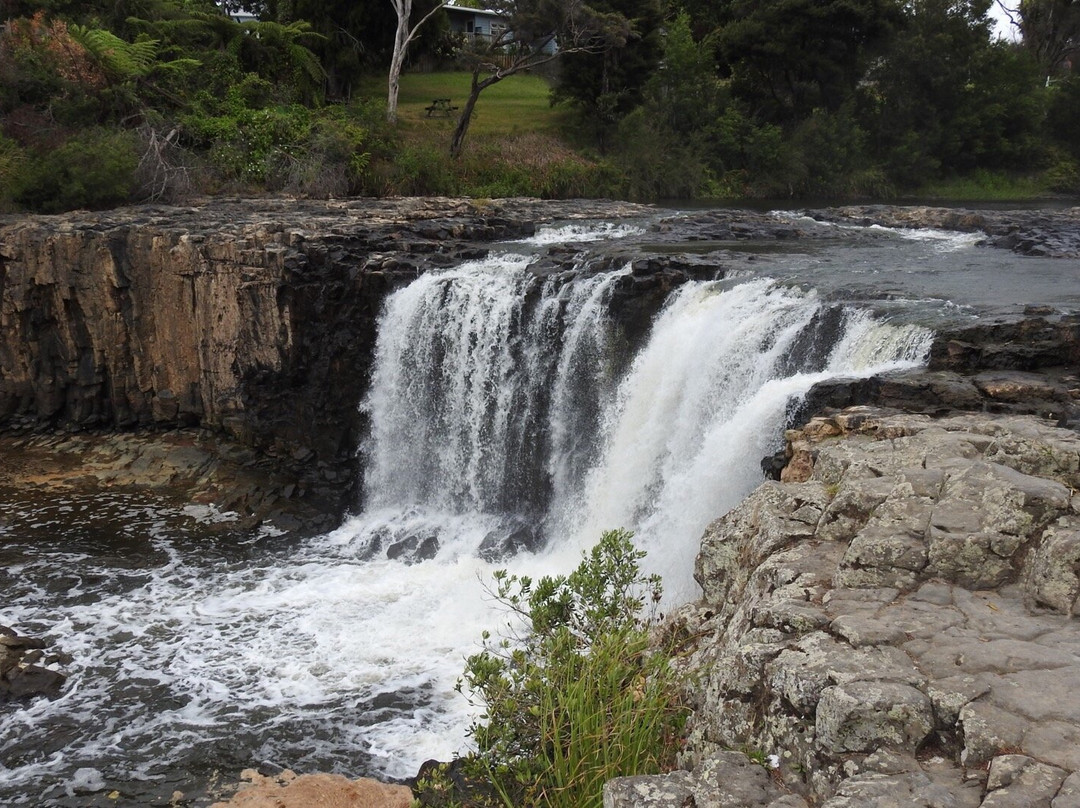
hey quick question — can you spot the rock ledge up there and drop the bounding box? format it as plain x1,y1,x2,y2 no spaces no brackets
627,408,1080,807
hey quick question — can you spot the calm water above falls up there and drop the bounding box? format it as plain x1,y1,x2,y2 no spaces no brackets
2,215,1073,806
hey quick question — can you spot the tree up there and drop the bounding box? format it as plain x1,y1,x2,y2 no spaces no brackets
449,0,631,157
388,0,446,123
222,0,437,98
865,0,1043,183
1018,0,1080,76
714,0,901,125
553,0,664,151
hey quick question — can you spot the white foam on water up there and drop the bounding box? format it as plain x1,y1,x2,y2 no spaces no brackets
516,222,647,245
0,506,514,799
870,224,984,252
773,212,984,253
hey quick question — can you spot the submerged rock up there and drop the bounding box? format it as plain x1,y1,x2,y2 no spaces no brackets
0,625,69,702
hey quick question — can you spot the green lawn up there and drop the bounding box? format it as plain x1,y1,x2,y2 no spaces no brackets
364,71,571,136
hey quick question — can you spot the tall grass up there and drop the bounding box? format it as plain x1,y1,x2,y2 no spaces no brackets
533,629,683,808
916,169,1048,202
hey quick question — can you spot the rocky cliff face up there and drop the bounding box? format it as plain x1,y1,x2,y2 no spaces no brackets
0,197,650,527
608,408,1080,808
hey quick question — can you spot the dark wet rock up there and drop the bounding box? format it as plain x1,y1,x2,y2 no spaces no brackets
0,626,69,702
412,758,504,808
928,317,1080,373
478,521,542,561
386,535,439,563
650,209,829,246
5,666,66,700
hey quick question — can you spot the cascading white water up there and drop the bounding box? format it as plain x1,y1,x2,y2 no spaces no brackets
358,261,931,599
361,253,631,538
552,280,932,599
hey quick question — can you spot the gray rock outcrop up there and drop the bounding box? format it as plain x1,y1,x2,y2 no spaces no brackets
628,409,1080,807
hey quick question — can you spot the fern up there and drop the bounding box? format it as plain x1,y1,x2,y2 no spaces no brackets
238,20,326,96
70,25,200,80
69,25,157,78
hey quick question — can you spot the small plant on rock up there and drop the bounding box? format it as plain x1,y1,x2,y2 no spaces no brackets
453,529,686,808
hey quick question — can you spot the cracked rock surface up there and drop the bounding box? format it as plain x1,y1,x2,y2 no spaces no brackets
628,409,1080,807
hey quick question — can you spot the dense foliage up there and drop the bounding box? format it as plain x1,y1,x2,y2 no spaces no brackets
423,529,685,808
0,0,1076,210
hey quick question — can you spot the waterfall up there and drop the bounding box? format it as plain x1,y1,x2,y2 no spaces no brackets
359,257,931,592
553,281,932,598
357,253,632,561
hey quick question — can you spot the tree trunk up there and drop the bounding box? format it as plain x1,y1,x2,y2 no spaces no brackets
450,71,500,157
387,47,406,123
387,0,412,124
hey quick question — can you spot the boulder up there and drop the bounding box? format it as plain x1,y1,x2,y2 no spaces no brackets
0,625,69,702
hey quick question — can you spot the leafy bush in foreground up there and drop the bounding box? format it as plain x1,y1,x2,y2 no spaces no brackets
444,529,685,808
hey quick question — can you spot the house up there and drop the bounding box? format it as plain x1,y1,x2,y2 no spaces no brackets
443,1,507,42
442,0,557,55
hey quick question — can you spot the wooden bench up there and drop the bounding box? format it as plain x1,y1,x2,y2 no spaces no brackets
425,98,458,117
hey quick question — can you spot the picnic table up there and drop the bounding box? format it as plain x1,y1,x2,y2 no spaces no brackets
425,98,458,117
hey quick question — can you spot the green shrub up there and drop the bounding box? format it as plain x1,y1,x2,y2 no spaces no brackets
390,142,461,196
449,529,686,808
706,106,793,197
15,128,138,212
0,134,28,211
614,107,715,201
276,112,369,197
1042,149,1080,194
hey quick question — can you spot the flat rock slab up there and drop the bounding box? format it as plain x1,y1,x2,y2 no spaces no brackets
209,769,413,808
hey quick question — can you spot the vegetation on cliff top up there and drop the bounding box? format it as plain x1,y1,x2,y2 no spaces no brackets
0,0,1077,211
